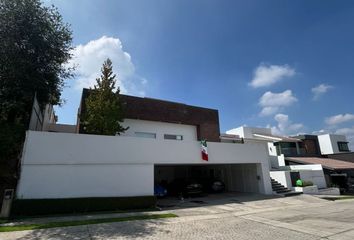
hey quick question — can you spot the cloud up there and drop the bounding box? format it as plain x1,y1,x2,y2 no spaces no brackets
268,114,304,136
68,36,146,95
325,113,354,125
335,127,354,136
249,63,295,88
259,90,298,116
311,84,333,100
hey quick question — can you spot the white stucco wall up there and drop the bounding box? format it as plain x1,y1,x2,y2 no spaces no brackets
269,155,285,169
226,126,272,139
270,164,327,190
289,163,326,188
17,164,153,199
121,119,197,141
268,142,278,156
17,131,273,199
270,171,292,188
298,170,327,189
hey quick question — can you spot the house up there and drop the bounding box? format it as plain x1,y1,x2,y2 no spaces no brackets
13,90,273,215
318,134,350,155
227,127,328,194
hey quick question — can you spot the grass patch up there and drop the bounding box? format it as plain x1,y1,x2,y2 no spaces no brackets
0,219,8,224
10,207,159,220
0,213,177,232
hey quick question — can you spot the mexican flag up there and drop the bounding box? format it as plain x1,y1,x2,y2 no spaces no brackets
201,140,208,161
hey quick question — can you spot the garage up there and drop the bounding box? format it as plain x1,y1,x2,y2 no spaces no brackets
154,164,261,197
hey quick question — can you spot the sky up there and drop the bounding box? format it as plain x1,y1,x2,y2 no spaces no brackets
45,0,354,148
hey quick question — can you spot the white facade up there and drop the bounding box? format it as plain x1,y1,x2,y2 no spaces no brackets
227,126,287,169
228,126,329,191
226,126,272,139
17,130,273,199
318,134,349,155
270,164,327,190
120,119,197,141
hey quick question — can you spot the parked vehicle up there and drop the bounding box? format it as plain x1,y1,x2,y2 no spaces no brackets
200,178,225,193
209,180,225,193
154,184,168,197
167,179,203,197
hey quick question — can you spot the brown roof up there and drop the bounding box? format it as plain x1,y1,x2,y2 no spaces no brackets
286,157,354,170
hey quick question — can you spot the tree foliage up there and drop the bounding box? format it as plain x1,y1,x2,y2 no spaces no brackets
82,59,128,136
0,0,73,124
0,0,73,179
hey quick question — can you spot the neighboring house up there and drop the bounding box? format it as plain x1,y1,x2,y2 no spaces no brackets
14,89,273,215
227,127,328,194
318,134,350,155
286,157,354,193
29,96,76,133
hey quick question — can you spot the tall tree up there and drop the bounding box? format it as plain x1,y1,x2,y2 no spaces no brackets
0,0,73,188
82,59,128,135
0,0,73,124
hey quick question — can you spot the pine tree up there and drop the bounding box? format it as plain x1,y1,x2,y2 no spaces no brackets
82,59,128,135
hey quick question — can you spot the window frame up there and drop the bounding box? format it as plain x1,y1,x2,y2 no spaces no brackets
337,141,349,152
134,131,157,139
164,134,183,141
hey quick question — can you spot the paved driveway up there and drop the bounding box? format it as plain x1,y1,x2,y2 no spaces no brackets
1,194,354,239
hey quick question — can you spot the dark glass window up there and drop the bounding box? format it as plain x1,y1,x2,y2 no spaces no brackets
338,142,349,152
134,132,156,139
164,134,183,140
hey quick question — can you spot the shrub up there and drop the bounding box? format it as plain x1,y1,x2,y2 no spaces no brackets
296,179,313,187
11,196,156,217
302,181,314,187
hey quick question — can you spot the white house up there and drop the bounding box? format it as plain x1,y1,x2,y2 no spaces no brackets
226,126,328,193
15,90,273,214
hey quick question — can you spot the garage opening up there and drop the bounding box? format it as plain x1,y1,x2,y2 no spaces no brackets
154,164,260,197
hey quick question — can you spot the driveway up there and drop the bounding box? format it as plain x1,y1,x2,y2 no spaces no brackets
1,193,354,239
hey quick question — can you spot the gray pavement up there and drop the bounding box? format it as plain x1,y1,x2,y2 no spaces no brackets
1,194,354,239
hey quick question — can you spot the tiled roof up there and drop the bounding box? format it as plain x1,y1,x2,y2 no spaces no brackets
286,157,354,170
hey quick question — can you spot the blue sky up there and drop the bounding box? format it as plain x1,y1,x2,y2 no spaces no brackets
46,0,354,146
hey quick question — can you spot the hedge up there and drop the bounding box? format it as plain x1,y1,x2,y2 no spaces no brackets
11,196,156,217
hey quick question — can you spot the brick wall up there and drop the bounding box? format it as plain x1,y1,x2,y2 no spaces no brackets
78,89,221,142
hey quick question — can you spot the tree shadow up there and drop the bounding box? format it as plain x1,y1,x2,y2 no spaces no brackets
9,217,172,239
157,192,282,211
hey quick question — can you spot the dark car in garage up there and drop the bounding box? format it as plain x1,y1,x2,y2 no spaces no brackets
200,178,226,193
167,179,203,197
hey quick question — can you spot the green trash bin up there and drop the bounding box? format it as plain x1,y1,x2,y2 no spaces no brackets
296,179,303,187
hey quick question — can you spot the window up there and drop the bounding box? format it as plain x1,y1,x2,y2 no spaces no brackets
134,132,156,139
164,134,183,140
338,142,349,152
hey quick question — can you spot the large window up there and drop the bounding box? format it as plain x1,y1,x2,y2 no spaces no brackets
338,142,349,152
134,132,156,139
164,134,183,141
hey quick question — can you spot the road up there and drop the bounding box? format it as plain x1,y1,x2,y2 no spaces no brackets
1,194,354,239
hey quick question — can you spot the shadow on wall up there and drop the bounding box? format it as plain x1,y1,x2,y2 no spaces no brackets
11,218,172,239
